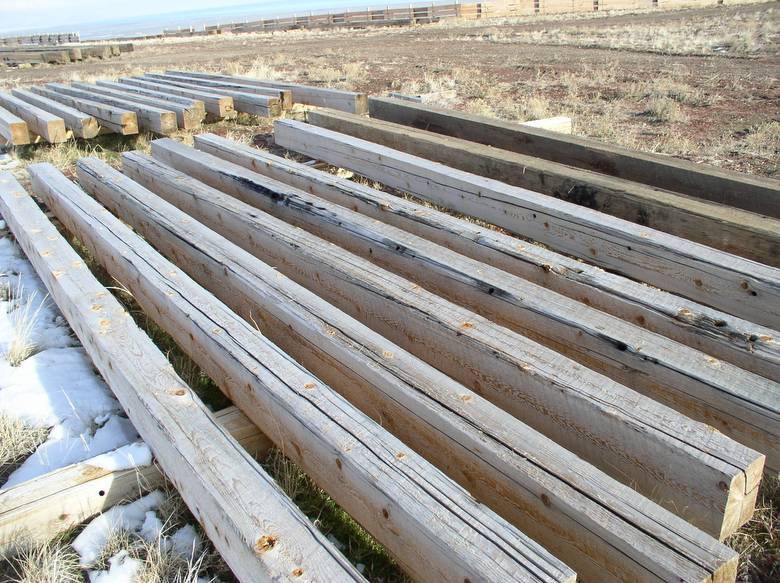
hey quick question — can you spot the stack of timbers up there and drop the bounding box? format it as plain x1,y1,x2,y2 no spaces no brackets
0,43,126,67
2,123,778,581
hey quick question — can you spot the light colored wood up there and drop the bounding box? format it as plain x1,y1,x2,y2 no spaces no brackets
113,150,741,581
521,115,572,134
368,96,780,219
195,132,780,383
0,407,271,557
30,85,138,135
0,105,29,145
144,74,281,117
155,72,292,109
119,77,235,119
46,83,176,135
303,109,780,267
180,135,777,486
275,118,780,330
71,82,204,130
96,80,205,116
147,138,763,545
61,159,575,583
0,91,66,143
11,88,99,139
166,70,368,114
1,169,363,583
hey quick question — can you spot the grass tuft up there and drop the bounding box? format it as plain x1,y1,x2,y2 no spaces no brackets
0,413,50,484
4,283,47,367
4,539,82,583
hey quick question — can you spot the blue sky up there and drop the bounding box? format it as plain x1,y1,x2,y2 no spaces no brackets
0,0,351,35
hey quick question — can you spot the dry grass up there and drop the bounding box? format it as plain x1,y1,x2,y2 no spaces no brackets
0,413,49,484
4,284,47,367
3,539,82,583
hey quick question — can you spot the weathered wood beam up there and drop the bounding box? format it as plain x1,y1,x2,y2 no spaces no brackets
195,133,780,383
0,105,29,145
46,83,176,135
30,85,138,135
155,72,292,109
71,82,204,130
368,97,780,219
143,74,280,117
96,79,205,117
119,77,235,120
0,91,67,143
53,159,573,583
1,169,363,583
148,138,764,543
274,119,780,330
11,88,99,139
115,149,741,581
302,109,780,267
0,407,271,558
180,135,778,483
166,70,368,114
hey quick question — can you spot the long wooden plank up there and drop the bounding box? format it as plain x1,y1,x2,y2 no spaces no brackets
303,109,780,267
274,119,780,330
167,70,368,114
145,138,763,542
0,105,29,145
0,91,67,143
29,85,138,135
114,150,742,582
368,97,780,219
143,74,281,117
46,83,176,135
0,407,271,557
0,170,363,583
71,82,204,130
96,79,205,116
195,133,780,383
45,161,572,583
11,88,99,139
119,77,235,120
166,137,777,487
155,72,292,109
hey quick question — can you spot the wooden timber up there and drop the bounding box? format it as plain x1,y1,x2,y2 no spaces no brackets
0,105,29,145
71,82,204,130
62,158,575,583
0,91,67,143
0,407,271,557
1,169,363,583
118,77,236,120
95,80,205,117
274,119,780,330
177,135,779,484
195,132,780,383
166,70,368,114
521,115,572,134
30,85,138,135
368,97,780,219
46,83,176,135
148,138,765,543
154,72,292,109
115,149,742,582
11,88,99,139
143,74,280,117
304,109,780,267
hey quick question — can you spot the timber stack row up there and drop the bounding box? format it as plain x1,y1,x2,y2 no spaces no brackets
0,43,131,68
0,75,779,583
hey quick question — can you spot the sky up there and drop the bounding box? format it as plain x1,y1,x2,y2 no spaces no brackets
0,0,340,35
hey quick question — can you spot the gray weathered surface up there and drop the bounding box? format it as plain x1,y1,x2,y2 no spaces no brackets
11,87,98,138
119,149,740,581
2,168,364,583
62,159,575,583
0,105,29,145
274,119,780,330
152,72,292,109
29,85,138,135
118,77,235,119
368,96,780,219
0,91,67,142
304,109,780,267
195,132,780,383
